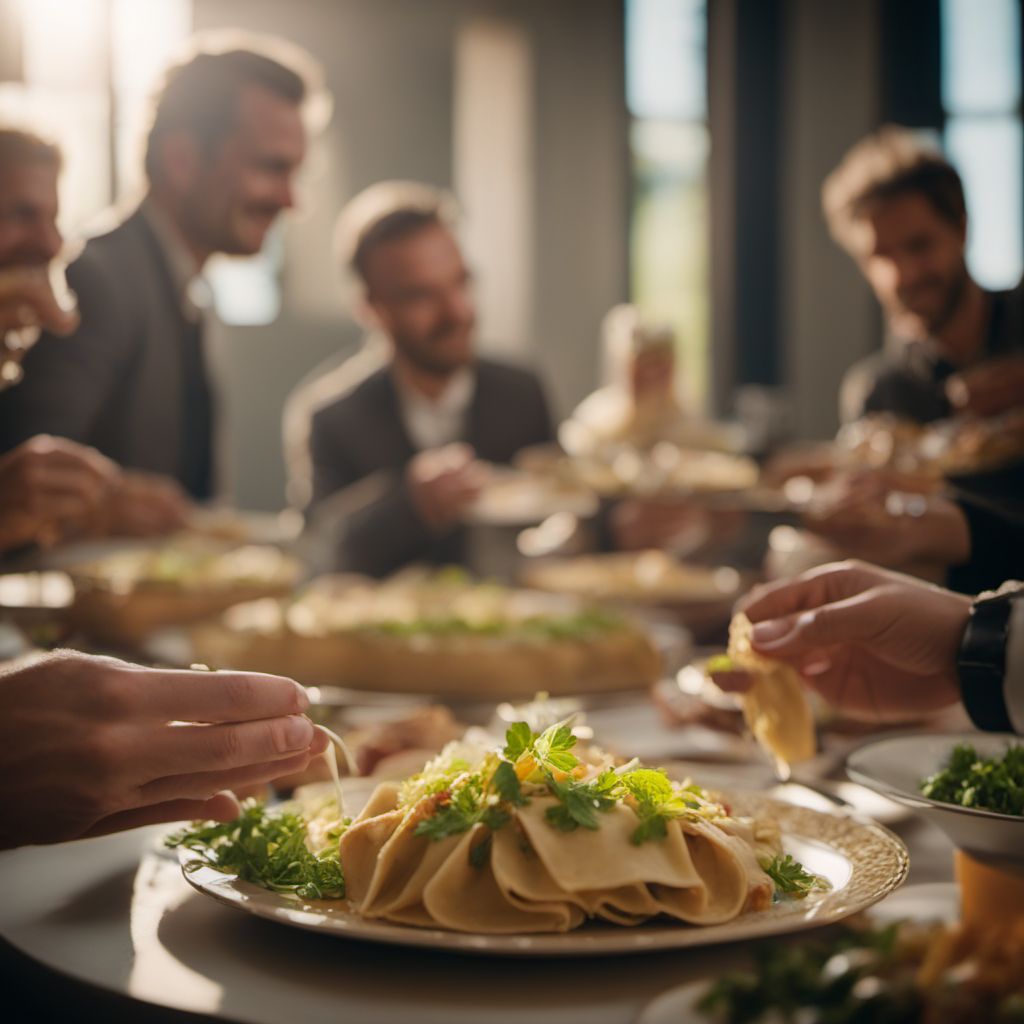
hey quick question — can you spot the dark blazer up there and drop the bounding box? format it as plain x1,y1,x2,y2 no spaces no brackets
307,358,555,576
0,207,212,496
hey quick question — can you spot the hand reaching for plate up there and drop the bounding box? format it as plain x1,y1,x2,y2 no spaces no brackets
407,442,488,532
0,651,328,848
713,561,970,723
0,435,119,553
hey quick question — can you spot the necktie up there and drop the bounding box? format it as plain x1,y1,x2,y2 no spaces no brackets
180,315,214,501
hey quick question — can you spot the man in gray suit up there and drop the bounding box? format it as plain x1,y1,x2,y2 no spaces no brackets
0,43,314,506
291,182,554,577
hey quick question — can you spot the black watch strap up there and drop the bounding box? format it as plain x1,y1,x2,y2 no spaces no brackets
958,582,1024,732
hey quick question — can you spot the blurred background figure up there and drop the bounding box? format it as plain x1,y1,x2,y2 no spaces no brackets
289,181,554,577
0,36,321,533
823,125,1023,426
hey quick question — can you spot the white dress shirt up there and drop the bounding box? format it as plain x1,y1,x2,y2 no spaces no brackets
394,367,476,451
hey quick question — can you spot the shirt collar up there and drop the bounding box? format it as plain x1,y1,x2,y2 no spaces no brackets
139,196,212,322
393,365,476,415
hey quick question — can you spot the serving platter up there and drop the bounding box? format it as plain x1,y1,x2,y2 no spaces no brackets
177,791,908,957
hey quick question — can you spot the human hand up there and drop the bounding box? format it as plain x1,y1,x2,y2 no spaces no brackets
712,560,971,722
0,266,79,387
0,265,79,336
0,435,119,552
0,651,329,848
946,356,1024,418
802,476,970,569
94,470,192,538
610,497,712,553
407,442,487,532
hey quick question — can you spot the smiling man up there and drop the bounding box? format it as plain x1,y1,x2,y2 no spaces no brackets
823,125,1023,425
289,181,554,576
0,41,317,501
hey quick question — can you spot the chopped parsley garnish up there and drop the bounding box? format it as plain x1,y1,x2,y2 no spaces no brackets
166,800,347,900
413,775,510,841
920,742,1024,817
545,769,620,832
618,768,712,845
759,853,830,899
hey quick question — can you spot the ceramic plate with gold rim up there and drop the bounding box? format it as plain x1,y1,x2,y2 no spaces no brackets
177,791,908,958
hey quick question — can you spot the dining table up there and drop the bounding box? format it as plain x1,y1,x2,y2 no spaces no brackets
0,708,961,1024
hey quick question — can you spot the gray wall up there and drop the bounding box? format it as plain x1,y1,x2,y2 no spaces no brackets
195,0,628,510
779,0,883,440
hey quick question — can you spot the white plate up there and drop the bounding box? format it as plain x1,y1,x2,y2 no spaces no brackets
178,791,908,958
465,470,598,527
846,731,1024,861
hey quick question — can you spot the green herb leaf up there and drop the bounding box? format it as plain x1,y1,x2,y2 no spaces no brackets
166,801,346,900
760,853,830,899
503,722,534,761
534,722,579,773
920,742,1024,817
544,770,619,832
492,760,526,805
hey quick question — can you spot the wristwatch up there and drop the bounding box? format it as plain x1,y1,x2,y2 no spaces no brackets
957,581,1024,732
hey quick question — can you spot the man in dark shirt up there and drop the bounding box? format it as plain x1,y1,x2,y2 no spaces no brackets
822,126,1023,426
289,182,555,576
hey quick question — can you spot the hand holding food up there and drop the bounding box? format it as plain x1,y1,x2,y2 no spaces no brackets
713,562,970,723
0,650,327,849
803,482,972,569
92,469,192,537
946,354,1024,418
0,264,79,336
0,434,119,552
407,442,488,531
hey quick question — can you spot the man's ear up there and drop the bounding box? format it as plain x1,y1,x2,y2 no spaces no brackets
955,213,968,245
356,291,385,331
155,131,202,192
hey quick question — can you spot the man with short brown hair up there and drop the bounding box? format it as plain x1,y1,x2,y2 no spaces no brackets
0,39,322,503
289,181,554,576
823,125,1023,425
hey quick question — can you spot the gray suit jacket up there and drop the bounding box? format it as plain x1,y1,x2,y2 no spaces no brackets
307,358,554,576
0,207,212,496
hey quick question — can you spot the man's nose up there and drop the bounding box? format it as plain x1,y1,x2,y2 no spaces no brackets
39,220,63,262
444,285,474,324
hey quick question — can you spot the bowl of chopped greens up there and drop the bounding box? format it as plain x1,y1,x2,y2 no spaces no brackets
846,733,1024,861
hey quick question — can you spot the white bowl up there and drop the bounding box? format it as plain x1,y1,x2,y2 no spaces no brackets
846,732,1023,861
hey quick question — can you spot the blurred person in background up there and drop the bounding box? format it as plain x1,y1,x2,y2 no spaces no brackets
288,181,555,577
823,125,1024,425
0,126,188,549
0,39,321,522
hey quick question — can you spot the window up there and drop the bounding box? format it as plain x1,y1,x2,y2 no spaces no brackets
625,0,709,409
941,0,1023,289
0,0,192,233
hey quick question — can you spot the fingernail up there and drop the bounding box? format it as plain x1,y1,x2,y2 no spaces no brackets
282,715,313,751
292,683,310,712
751,619,791,646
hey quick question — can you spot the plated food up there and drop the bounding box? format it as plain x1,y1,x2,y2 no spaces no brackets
191,572,662,697
715,613,817,775
690,914,1024,1024
836,409,1024,479
171,719,908,952
522,550,741,607
68,540,300,646
558,444,759,500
